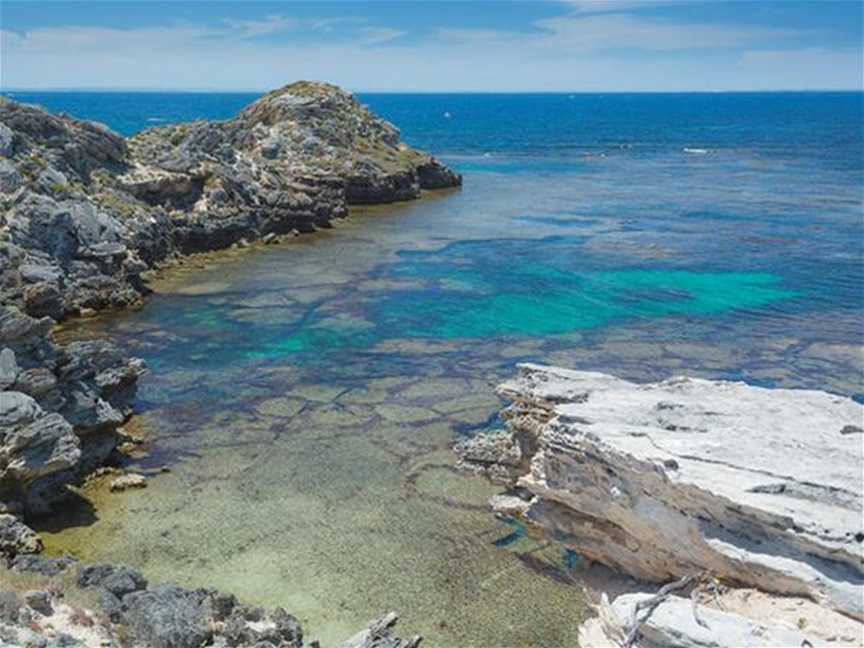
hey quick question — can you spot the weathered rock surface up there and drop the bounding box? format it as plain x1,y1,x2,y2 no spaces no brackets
1,556,420,648
457,363,864,641
579,592,817,648
0,82,459,323
0,308,144,523
337,612,421,648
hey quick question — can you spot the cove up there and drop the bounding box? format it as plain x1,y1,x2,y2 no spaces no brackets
33,92,863,646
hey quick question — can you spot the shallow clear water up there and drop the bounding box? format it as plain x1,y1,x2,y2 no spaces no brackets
23,92,864,646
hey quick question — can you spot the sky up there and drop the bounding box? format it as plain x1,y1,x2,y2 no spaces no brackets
1,0,862,92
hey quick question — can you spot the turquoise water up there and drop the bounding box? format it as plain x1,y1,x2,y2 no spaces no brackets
30,92,864,646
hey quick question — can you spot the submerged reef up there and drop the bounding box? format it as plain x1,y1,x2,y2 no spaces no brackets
456,363,864,646
0,81,459,644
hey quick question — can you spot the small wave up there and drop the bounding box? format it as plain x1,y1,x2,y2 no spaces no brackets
146,117,166,122
443,111,452,119
683,147,709,155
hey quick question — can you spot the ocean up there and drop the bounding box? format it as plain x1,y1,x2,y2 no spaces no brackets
10,90,863,645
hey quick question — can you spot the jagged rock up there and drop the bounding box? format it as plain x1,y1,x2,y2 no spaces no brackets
0,515,42,555
122,584,212,648
453,431,525,483
0,391,80,492
9,553,76,576
0,349,18,390
460,364,864,623
77,563,148,598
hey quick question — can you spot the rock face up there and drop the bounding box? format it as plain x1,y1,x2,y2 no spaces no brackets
456,364,864,640
0,81,459,552
0,81,460,322
0,307,144,521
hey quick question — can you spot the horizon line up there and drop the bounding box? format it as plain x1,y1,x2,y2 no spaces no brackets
2,87,863,95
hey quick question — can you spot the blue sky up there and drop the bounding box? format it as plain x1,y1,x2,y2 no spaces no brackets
1,1,862,91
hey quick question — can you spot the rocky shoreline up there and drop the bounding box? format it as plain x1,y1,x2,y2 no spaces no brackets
1,81,459,646
455,363,864,646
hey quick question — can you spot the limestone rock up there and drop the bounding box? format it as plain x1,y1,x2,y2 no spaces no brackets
466,363,864,621
109,473,146,492
338,612,422,648
579,592,816,648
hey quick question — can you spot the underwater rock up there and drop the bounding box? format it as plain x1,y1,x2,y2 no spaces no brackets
460,363,864,626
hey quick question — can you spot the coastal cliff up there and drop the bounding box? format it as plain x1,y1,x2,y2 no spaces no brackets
456,363,864,646
0,82,458,646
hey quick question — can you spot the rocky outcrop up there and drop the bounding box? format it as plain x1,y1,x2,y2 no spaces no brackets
1,556,419,648
0,81,459,550
0,307,144,520
0,82,460,322
456,363,864,644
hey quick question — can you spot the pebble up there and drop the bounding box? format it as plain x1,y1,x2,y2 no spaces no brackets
109,473,147,492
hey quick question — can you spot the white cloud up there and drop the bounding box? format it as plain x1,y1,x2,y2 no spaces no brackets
0,7,859,91
223,15,297,38
357,27,405,45
439,13,803,53
563,0,690,14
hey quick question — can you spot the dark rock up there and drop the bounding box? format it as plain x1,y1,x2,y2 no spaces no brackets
23,282,65,319
76,563,147,598
9,553,76,576
122,584,211,648
0,514,42,556
23,590,53,616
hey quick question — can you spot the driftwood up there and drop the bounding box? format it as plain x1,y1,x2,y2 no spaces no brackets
623,574,696,648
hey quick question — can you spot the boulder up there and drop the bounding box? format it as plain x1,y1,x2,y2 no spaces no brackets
122,584,212,648
77,563,148,598
459,364,864,622
579,592,815,648
0,514,42,555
